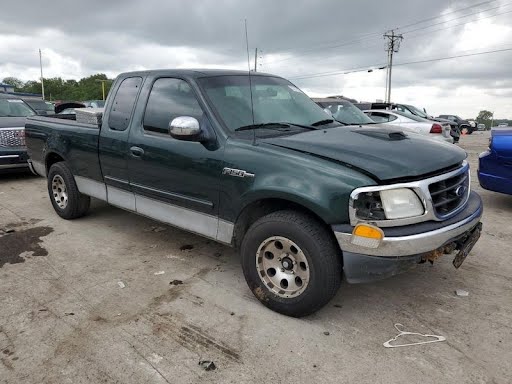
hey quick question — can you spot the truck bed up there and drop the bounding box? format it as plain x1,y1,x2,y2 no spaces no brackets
25,115,103,181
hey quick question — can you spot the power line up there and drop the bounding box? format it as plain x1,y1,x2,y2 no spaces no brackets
400,1,512,34
289,47,512,80
403,7,512,40
264,0,505,66
396,0,497,30
393,47,512,67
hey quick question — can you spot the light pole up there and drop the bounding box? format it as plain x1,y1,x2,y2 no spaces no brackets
39,49,45,100
95,79,110,101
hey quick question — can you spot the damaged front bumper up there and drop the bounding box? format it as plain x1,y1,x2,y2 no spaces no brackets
333,191,483,283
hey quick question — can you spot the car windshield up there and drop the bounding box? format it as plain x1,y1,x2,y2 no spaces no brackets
198,75,337,133
403,104,429,119
26,100,54,112
87,100,105,108
0,99,36,117
392,110,429,122
318,100,375,125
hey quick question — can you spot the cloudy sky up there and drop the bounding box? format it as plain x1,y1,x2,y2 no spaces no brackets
1,0,511,118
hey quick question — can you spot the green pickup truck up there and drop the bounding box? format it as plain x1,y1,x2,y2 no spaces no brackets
25,70,483,317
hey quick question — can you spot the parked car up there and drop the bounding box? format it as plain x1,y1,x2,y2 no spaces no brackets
0,93,36,172
25,69,483,317
438,115,473,134
364,109,453,143
354,102,461,142
497,123,509,128
314,98,452,144
21,98,55,115
477,124,486,131
83,100,105,108
478,128,512,195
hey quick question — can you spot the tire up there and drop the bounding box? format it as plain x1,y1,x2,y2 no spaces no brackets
241,210,342,317
47,162,90,219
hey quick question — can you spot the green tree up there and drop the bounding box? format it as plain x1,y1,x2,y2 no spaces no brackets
14,73,114,101
476,110,493,129
2,77,24,90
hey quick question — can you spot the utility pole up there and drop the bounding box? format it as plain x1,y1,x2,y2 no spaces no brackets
383,30,403,103
39,49,45,100
95,79,110,100
254,48,258,72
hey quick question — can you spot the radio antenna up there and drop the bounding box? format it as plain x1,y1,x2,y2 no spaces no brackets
245,19,256,145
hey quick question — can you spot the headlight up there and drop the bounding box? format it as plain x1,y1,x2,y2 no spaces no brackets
379,189,424,219
353,188,424,220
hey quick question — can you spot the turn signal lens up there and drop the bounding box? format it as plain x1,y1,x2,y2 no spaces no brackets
351,224,384,248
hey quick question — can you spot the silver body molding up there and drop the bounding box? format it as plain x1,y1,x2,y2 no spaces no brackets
334,205,482,257
349,161,470,227
74,176,234,244
30,160,46,176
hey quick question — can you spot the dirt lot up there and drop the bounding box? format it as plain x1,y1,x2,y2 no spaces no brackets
1,131,511,384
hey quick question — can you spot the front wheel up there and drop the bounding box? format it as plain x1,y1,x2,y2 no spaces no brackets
47,162,90,219
241,210,342,317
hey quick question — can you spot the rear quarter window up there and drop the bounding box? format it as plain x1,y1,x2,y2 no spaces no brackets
108,77,142,131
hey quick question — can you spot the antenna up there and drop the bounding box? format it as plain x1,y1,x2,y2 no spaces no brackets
245,19,256,145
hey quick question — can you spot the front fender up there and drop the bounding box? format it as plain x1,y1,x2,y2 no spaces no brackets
220,140,377,224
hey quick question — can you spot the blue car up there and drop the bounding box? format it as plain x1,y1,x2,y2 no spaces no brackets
478,128,512,195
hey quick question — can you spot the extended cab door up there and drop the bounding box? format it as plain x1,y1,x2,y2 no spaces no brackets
127,76,228,241
99,76,143,210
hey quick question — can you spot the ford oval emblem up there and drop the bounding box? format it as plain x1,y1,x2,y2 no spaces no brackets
455,185,466,197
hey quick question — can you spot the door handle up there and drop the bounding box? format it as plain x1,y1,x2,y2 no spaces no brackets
130,146,144,157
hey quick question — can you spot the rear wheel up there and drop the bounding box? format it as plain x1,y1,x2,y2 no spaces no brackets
47,162,90,219
241,210,342,317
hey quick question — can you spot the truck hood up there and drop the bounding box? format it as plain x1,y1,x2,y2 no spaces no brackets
0,116,27,128
262,126,466,181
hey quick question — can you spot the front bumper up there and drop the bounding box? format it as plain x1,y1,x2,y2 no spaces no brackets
0,148,29,170
333,191,483,283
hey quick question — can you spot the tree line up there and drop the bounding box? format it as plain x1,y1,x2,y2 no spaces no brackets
2,74,113,101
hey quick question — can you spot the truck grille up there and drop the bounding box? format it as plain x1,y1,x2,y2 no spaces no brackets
429,168,469,218
0,128,26,147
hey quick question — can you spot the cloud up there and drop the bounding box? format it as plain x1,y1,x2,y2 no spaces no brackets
0,0,511,117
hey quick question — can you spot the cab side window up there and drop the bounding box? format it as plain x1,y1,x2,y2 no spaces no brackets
143,78,204,134
108,77,142,131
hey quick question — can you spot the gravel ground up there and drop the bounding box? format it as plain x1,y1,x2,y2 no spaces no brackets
0,131,511,384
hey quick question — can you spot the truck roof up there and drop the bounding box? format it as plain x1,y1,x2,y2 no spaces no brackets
116,69,278,79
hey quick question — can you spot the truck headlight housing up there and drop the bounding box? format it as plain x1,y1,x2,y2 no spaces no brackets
379,189,424,219
353,188,424,220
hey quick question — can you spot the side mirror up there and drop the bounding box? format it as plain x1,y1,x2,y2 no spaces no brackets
169,116,202,141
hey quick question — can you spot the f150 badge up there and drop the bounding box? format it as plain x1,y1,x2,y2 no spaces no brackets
222,167,255,178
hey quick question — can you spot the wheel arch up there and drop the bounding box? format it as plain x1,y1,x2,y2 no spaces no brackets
232,196,340,252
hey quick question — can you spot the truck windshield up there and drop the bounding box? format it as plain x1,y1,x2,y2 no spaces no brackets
0,99,35,117
198,75,337,133
318,100,375,125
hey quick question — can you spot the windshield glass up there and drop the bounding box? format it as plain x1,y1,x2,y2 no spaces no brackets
26,100,54,112
318,100,374,125
392,110,430,122
0,99,36,117
404,104,428,118
198,75,335,132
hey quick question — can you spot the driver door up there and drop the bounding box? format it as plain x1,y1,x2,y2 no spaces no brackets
127,77,226,240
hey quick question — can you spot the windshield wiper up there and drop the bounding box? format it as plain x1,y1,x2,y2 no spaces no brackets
311,119,335,127
235,122,317,132
235,123,290,132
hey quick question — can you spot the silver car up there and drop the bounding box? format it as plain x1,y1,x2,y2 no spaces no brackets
364,109,453,144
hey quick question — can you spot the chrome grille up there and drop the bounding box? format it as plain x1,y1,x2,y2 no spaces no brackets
0,128,25,147
429,168,469,218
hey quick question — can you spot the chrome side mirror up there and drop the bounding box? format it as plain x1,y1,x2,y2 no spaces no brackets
169,116,202,141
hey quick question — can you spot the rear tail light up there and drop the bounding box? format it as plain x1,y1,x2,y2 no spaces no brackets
430,123,443,134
